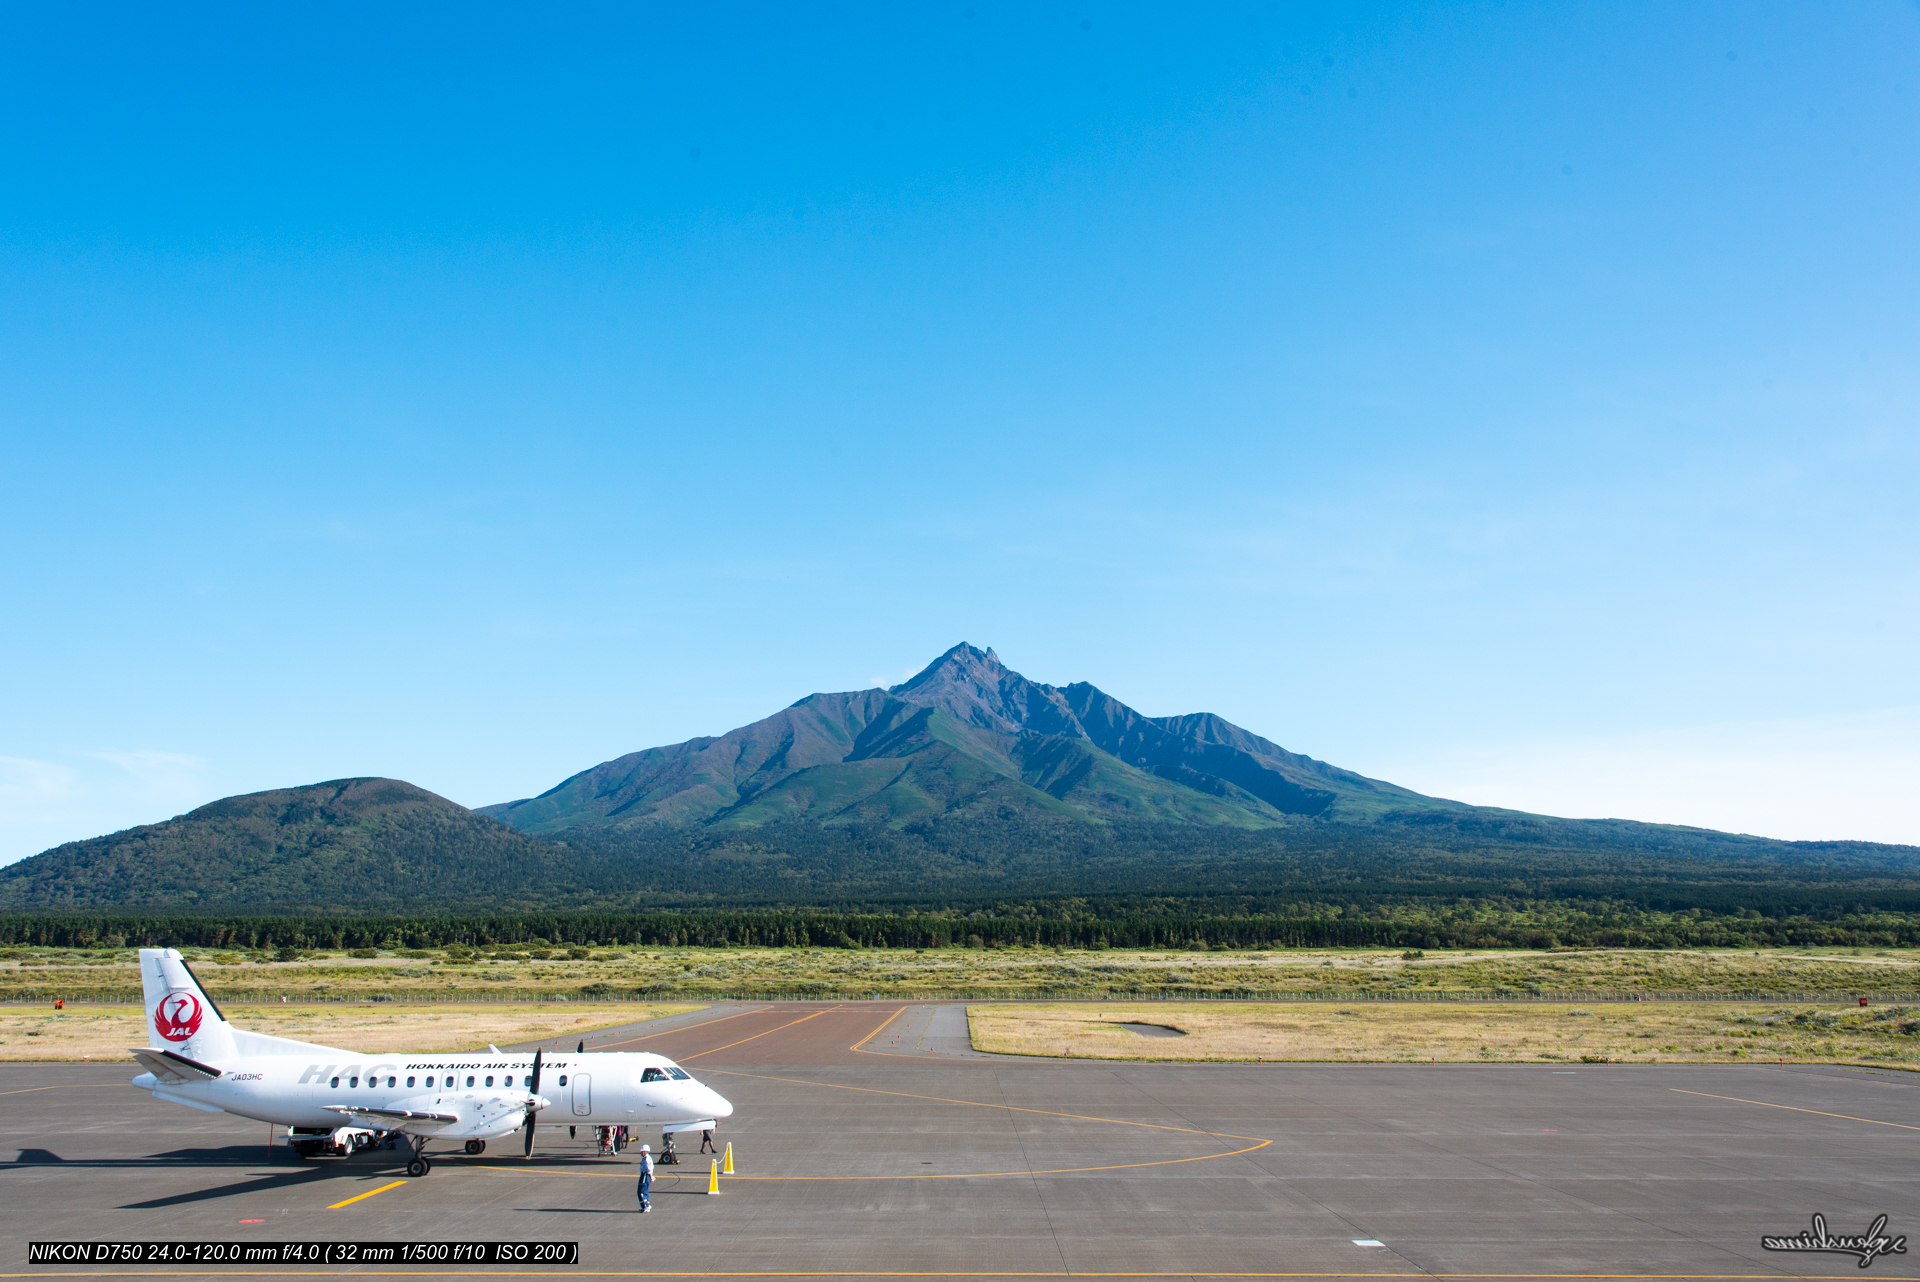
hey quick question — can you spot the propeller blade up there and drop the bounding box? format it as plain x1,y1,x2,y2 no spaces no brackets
523,1048,543,1160
577,1040,585,1053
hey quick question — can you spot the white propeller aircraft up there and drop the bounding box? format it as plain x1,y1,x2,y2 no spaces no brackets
130,948,732,1176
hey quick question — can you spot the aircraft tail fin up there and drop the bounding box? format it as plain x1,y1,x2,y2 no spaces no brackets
139,948,236,1061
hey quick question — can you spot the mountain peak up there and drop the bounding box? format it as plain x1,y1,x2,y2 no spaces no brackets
890,642,1003,696
888,643,1085,740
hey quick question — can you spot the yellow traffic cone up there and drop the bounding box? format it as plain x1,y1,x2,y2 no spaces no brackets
722,1141,735,1175
706,1158,720,1194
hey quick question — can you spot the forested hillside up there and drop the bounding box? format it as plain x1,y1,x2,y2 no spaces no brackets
5,774,1917,944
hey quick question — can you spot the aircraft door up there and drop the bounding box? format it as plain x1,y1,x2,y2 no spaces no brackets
572,1074,591,1116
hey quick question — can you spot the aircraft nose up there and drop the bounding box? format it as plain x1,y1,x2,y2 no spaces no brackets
704,1087,733,1119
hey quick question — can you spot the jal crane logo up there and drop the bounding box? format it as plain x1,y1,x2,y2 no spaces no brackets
153,992,204,1043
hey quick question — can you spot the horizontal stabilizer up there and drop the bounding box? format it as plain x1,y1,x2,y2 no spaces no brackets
323,1104,460,1124
130,1048,223,1083
151,1088,225,1114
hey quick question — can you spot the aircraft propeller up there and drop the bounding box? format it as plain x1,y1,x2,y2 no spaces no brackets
522,1047,544,1159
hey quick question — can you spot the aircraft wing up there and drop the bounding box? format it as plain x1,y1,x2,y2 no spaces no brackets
323,1104,460,1125
130,1047,223,1083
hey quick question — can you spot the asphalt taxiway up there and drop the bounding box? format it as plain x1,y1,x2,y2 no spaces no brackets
3,1001,1916,1281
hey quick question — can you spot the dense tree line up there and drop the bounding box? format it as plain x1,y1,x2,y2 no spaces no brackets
6,901,1918,952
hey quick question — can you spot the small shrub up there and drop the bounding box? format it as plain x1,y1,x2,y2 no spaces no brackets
1400,950,1425,961
349,948,378,959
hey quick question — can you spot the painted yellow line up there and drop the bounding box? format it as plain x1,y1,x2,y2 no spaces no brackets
592,1006,773,1050
1670,1087,1920,1131
478,1066,1272,1181
485,1134,1271,1182
680,1007,844,1062
0,1084,121,1096
708,1068,1270,1140
849,1005,907,1054
326,1179,408,1208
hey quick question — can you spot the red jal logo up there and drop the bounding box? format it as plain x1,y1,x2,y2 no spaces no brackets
153,993,204,1042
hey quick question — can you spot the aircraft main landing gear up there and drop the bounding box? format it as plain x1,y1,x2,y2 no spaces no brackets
464,1139,486,1155
406,1157,432,1177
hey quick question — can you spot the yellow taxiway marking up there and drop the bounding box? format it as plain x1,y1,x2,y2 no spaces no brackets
590,1006,774,1050
1670,1087,1920,1131
849,1005,907,1054
679,1007,845,1062
0,1084,121,1097
476,1067,1271,1181
326,1179,408,1209
709,1068,1269,1141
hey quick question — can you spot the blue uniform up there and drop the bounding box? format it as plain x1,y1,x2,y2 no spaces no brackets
636,1151,654,1211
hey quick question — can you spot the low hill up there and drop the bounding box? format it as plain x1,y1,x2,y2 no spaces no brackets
0,778,605,914
480,643,1467,833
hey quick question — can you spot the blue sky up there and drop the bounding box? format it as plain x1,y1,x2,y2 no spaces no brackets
4,1,1916,861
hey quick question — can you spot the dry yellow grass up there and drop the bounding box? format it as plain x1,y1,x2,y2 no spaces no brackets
968,1000,1920,1065
0,1002,704,1062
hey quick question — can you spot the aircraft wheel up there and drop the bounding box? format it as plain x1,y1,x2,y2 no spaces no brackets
464,1140,485,1155
406,1157,430,1178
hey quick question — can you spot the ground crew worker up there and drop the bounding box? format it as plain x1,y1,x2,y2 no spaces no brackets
635,1143,654,1213
700,1129,717,1154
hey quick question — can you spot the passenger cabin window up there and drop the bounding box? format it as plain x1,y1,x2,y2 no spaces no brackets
329,1077,339,1088
349,1076,359,1088
465,1075,475,1087
485,1075,494,1087
558,1075,568,1086
666,1068,691,1080
407,1076,416,1088
424,1076,434,1087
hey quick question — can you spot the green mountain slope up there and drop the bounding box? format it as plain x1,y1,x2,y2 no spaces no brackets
0,778,603,913
480,643,1463,833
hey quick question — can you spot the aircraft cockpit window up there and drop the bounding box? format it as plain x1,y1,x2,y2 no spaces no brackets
666,1067,691,1080
640,1067,668,1082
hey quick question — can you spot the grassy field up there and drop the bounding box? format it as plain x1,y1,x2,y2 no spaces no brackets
4,943,1919,1002
0,1003,703,1062
968,1000,1920,1065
